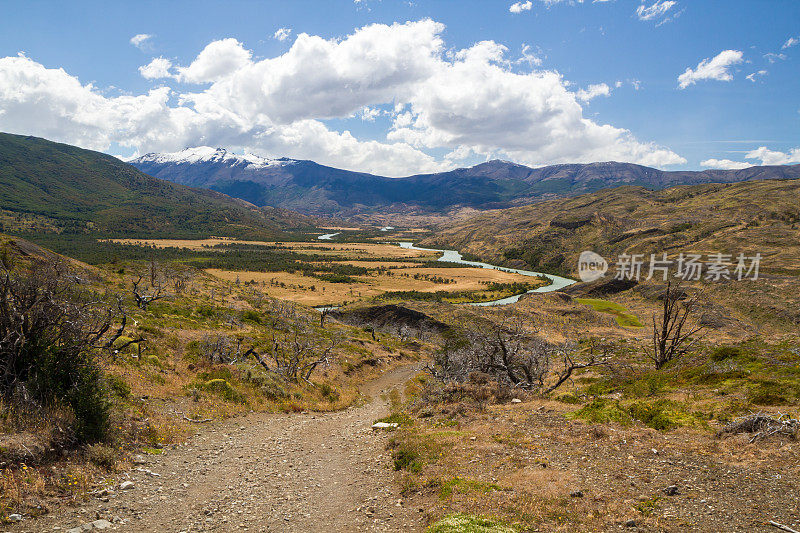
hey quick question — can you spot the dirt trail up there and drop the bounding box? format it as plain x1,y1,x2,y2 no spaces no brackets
27,364,425,533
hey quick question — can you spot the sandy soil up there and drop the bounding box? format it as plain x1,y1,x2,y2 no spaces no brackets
20,365,425,533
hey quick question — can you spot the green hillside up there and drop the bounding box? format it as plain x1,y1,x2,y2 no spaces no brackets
423,178,800,278
0,132,314,238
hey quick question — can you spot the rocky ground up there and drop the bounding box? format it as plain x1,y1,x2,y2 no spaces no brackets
10,365,425,533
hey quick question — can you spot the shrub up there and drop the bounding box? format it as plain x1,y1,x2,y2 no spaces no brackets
0,259,114,442
393,446,422,473
627,400,678,431
105,374,131,400
710,346,742,362
198,379,245,404
86,443,119,469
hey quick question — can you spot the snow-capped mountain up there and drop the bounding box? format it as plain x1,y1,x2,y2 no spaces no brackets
133,147,296,170
129,148,800,217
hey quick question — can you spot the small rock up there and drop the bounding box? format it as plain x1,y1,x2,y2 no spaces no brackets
663,485,679,496
570,490,584,498
8,513,23,522
90,520,113,530
371,422,399,430
511,398,522,403
625,519,637,528
119,481,135,490
132,454,147,465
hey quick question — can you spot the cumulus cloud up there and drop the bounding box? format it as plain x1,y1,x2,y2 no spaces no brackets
509,1,532,13
782,36,799,50
745,70,767,82
274,28,292,42
636,1,676,21
176,38,252,83
701,147,800,169
745,146,800,166
0,21,687,175
138,57,174,80
130,34,153,50
576,82,611,102
699,158,751,170
677,49,743,89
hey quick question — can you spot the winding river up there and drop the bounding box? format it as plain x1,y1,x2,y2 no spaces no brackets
396,242,575,306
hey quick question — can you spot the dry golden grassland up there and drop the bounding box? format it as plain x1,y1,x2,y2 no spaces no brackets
106,238,545,306
207,266,539,306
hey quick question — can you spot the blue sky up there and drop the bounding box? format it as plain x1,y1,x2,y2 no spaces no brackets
0,0,798,175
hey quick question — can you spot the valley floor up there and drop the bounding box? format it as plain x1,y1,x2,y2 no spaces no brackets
17,365,425,533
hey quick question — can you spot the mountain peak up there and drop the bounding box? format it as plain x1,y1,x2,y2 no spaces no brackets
132,146,294,169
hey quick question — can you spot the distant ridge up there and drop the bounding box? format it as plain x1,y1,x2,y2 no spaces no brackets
0,133,316,237
131,148,800,216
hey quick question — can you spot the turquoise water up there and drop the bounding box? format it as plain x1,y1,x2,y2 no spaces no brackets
396,242,575,306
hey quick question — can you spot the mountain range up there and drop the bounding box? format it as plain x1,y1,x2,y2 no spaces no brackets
131,147,800,216
0,133,315,238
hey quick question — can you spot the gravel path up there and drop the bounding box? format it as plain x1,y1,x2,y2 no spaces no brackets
23,364,424,533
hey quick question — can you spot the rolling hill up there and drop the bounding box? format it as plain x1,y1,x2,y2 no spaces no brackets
419,178,800,279
130,147,800,216
0,133,316,238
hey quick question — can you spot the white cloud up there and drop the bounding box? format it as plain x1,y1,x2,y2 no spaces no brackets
509,1,532,13
745,146,800,166
745,70,767,82
518,44,542,66
677,49,743,89
274,28,292,42
636,1,676,21
357,106,382,121
782,36,799,50
0,21,687,175
764,52,787,63
176,38,252,84
386,40,684,167
702,147,800,169
138,57,174,80
130,34,153,50
576,82,611,102
699,158,751,170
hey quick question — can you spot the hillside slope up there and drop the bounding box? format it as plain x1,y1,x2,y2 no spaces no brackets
421,178,800,278
0,133,315,237
131,147,800,216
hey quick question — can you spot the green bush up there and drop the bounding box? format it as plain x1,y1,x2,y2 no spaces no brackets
393,446,422,473
105,374,131,400
710,346,743,362
627,400,678,431
198,378,245,403
242,310,262,324
0,260,112,442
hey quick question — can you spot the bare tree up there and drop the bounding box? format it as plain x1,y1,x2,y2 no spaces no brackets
650,279,703,370
430,312,554,390
429,311,608,394
244,307,341,383
131,260,169,310
544,338,610,394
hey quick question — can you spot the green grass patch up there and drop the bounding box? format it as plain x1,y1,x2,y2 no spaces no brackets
427,513,517,533
570,398,707,430
438,477,502,499
575,298,643,327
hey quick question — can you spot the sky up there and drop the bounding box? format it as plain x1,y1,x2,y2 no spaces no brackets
0,0,798,176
